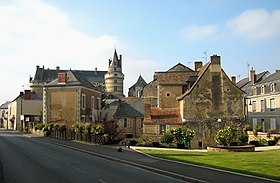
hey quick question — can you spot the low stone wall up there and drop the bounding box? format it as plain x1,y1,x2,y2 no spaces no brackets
207,145,255,152
247,131,280,145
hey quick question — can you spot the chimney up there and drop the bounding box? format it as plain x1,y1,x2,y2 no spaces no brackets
194,61,203,71
56,66,60,72
210,54,221,72
95,67,98,76
249,67,256,84
24,90,31,100
144,99,151,120
231,76,236,84
276,70,280,73
20,92,24,96
58,72,67,84
36,65,39,69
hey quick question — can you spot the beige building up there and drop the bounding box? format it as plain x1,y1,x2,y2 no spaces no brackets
43,71,102,127
7,90,42,130
238,68,280,132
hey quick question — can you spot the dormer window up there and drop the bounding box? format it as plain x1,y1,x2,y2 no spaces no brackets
270,83,276,93
261,85,265,94
252,87,257,95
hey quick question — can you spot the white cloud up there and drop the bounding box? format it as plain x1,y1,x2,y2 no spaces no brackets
0,0,161,103
226,9,280,41
180,24,219,41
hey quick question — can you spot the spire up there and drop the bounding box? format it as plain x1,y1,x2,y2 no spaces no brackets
113,49,118,62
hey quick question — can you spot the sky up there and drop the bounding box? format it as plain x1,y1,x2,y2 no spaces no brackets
0,0,280,104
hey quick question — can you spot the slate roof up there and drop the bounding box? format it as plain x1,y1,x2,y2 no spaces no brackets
45,70,100,91
113,98,144,118
13,91,42,102
0,101,12,109
236,71,270,88
254,70,280,85
30,67,106,86
129,75,147,91
144,108,182,125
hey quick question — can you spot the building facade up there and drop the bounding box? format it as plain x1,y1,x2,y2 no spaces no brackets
43,71,102,127
7,90,42,131
238,68,280,132
128,75,147,97
177,55,245,148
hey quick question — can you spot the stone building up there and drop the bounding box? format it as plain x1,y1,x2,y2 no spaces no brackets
142,63,198,137
142,63,198,109
237,68,280,132
128,75,147,97
104,50,125,97
110,98,144,139
0,101,12,129
177,55,245,148
43,70,101,127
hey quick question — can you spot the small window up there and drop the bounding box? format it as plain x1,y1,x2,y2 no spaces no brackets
261,99,265,112
261,85,265,94
82,94,86,109
270,83,276,93
270,98,275,112
114,86,118,92
124,118,130,128
270,118,276,130
138,119,143,128
159,125,166,135
166,92,170,97
198,142,203,148
252,101,257,112
114,80,117,84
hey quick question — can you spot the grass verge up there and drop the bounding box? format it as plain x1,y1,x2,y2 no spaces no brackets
139,149,280,181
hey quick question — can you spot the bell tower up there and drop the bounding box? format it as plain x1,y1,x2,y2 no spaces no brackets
104,49,124,96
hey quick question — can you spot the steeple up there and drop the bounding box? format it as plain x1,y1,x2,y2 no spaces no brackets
104,49,125,96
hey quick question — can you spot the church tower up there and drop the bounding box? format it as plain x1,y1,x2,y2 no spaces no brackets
104,49,124,96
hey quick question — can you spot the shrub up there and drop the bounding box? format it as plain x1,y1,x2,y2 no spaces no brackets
238,134,249,144
254,125,263,132
34,123,45,131
160,131,174,144
215,126,238,146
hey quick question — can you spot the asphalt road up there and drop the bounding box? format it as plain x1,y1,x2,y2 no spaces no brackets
0,130,184,183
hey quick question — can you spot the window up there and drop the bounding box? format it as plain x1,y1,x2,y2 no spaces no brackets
253,118,258,127
159,125,166,135
261,85,265,94
270,83,276,93
114,86,118,92
123,118,130,128
138,119,143,128
261,100,265,112
91,96,95,109
81,115,86,123
253,87,257,95
270,118,276,130
114,80,117,84
270,98,275,112
82,94,86,109
252,101,257,112
166,92,170,97
97,98,100,110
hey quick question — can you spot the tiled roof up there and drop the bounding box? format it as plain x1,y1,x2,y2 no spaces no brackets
0,101,12,109
144,108,182,125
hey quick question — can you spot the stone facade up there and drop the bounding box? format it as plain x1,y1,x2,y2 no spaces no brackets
178,55,245,149
128,75,147,97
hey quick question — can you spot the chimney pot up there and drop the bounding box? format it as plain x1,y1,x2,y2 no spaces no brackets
95,67,98,75
250,67,256,83
231,76,236,84
194,61,203,71
58,72,67,84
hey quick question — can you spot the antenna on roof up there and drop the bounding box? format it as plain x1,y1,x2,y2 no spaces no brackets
187,61,191,67
203,50,208,63
247,62,250,78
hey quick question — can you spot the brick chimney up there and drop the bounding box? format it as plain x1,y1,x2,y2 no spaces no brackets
194,61,203,71
249,67,256,84
56,66,60,72
144,99,151,120
58,72,67,84
231,76,236,84
24,90,31,100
